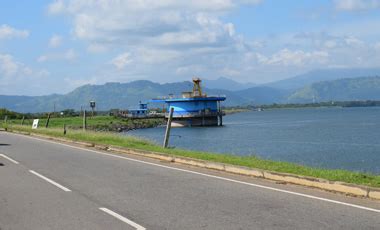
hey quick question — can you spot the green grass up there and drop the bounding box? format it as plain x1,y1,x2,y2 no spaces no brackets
2,123,380,188
5,115,164,131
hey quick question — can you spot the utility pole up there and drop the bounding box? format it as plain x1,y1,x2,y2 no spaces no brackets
163,107,174,148
83,110,87,131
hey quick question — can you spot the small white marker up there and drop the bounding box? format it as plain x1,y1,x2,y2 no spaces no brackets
0,154,19,164
99,207,146,230
29,170,71,192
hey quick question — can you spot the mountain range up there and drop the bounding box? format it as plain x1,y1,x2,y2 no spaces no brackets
264,68,380,90
288,76,380,102
203,77,256,91
2,68,380,113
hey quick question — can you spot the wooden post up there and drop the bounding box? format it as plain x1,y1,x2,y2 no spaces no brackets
63,124,67,135
45,113,51,128
163,107,174,148
218,101,223,126
21,116,25,125
83,110,87,131
3,115,7,131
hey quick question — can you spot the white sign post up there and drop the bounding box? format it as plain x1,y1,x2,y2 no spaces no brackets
32,119,39,129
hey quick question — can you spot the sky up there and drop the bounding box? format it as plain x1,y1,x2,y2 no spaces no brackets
1,0,380,95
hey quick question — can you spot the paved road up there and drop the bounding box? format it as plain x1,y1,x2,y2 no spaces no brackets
1,131,380,229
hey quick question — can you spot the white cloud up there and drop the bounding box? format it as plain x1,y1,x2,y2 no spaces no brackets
64,49,77,60
136,48,180,64
344,36,363,46
0,54,50,78
258,49,329,66
176,65,205,75
87,43,107,53
47,0,65,15
293,32,365,49
334,0,380,11
48,34,62,48
0,54,19,76
37,49,77,62
47,0,260,50
45,0,265,83
111,52,132,69
0,53,50,92
37,55,48,63
220,67,240,76
0,24,29,40
39,0,380,87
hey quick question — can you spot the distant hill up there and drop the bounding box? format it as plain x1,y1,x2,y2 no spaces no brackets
0,80,252,113
235,86,289,104
203,77,256,91
265,68,380,90
287,76,380,103
3,74,380,113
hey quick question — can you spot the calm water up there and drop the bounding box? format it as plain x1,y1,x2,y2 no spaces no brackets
125,107,380,174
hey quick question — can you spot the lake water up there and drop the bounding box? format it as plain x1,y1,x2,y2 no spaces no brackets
125,107,380,174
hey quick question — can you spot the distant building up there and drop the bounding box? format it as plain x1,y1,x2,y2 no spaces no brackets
128,102,148,117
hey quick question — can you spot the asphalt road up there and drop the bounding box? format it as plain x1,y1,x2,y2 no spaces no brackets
1,131,380,230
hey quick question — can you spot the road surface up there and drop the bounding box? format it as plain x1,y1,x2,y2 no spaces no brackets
1,131,380,229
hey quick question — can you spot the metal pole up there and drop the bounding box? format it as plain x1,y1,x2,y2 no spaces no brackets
163,107,174,148
4,115,7,124
83,110,87,131
21,116,25,125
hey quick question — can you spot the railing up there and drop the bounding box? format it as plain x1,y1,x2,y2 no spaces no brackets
164,111,225,118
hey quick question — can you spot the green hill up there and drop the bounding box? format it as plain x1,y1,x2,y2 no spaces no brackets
287,76,380,103
4,76,380,113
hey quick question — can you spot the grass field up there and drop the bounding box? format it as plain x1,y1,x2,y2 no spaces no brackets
2,123,380,188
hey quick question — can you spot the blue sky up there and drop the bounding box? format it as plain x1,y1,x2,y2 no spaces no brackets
1,0,380,95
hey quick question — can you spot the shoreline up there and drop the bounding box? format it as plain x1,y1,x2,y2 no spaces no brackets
2,124,380,200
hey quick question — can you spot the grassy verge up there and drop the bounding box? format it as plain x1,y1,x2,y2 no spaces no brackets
4,115,164,131
2,124,380,188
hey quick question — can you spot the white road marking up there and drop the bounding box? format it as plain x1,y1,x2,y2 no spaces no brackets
0,153,19,164
9,132,380,213
29,170,71,192
99,207,146,230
